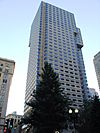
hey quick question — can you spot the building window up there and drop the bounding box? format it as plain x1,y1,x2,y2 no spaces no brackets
73,104,77,106
78,100,82,102
0,107,2,112
71,85,75,87
72,94,76,96
73,99,76,101
77,95,81,97
67,93,70,95
76,81,79,83
3,79,7,83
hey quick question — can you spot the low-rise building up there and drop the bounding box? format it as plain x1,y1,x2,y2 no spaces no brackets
6,111,22,128
0,57,15,133
88,88,99,99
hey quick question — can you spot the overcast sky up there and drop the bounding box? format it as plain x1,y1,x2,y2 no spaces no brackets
0,0,100,115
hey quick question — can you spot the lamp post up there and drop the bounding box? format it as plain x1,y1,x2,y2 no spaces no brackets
68,108,79,133
55,131,59,133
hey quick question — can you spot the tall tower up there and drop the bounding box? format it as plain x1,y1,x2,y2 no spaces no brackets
24,1,88,113
93,51,100,90
0,57,15,118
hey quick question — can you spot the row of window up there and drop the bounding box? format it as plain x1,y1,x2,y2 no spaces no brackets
65,88,81,92
61,82,80,88
45,29,74,37
54,67,78,73
44,19,74,28
60,74,79,79
61,79,80,84
67,93,82,97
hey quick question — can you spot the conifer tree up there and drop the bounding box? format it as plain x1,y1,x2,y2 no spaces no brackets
90,95,100,133
78,95,100,133
24,62,69,133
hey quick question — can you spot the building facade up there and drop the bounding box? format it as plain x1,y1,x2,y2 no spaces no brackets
6,111,22,128
24,1,88,113
88,88,98,99
93,51,100,90
0,57,15,118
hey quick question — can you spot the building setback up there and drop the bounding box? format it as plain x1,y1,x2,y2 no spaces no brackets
24,1,88,113
93,51,100,90
0,57,15,118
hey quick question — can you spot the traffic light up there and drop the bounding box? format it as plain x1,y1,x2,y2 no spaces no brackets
9,118,13,128
3,119,9,133
5,119,9,128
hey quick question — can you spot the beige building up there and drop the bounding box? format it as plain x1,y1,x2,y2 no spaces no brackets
0,57,15,119
6,111,22,127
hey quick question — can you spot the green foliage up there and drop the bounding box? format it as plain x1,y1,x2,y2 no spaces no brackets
23,62,70,133
78,95,100,133
89,96,100,133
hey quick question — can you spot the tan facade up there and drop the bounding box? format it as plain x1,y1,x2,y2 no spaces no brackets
0,57,15,119
6,112,22,127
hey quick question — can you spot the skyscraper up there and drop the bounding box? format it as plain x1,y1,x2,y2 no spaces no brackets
24,1,88,113
0,57,15,118
93,51,100,90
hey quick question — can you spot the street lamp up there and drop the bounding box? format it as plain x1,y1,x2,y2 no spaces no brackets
55,131,59,133
75,109,79,113
69,109,73,114
68,108,79,133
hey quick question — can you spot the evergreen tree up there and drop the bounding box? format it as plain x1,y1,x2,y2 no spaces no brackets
78,95,100,133
23,62,70,133
77,99,92,133
90,95,100,133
